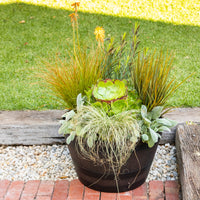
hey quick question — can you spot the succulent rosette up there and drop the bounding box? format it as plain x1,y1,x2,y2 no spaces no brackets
92,79,127,103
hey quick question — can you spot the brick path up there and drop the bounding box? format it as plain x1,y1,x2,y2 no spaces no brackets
0,179,180,200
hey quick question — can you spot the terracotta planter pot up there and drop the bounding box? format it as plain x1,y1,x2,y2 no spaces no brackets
68,138,159,193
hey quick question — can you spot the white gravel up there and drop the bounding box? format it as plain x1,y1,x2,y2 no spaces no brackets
147,143,178,181
0,143,178,182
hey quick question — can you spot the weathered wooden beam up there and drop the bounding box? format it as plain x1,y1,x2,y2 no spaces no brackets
159,124,178,144
0,124,65,145
176,123,200,200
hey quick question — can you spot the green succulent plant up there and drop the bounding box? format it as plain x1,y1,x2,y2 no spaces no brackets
92,79,127,103
85,79,141,116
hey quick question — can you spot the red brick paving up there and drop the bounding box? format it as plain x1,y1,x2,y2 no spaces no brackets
132,182,148,200
0,179,180,200
149,180,164,200
37,181,54,197
165,181,180,200
101,192,116,200
4,181,24,200
67,179,84,200
0,180,10,199
116,191,132,200
84,187,100,200
20,180,40,200
52,180,69,200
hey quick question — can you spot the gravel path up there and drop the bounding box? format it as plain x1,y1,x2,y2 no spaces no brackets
0,143,178,182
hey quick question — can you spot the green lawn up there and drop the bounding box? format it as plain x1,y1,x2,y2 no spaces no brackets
0,1,200,110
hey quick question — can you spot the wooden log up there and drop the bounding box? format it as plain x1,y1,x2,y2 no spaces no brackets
176,123,200,200
0,110,65,125
159,124,178,145
0,124,65,145
0,110,66,145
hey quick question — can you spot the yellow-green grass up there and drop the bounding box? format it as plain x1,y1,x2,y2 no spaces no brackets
0,1,199,110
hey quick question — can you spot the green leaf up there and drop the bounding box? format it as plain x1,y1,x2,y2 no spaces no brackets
166,119,177,127
157,126,171,132
147,137,155,148
127,91,142,110
157,133,162,138
62,110,75,121
102,102,109,113
141,105,151,126
156,118,176,127
76,125,85,136
77,93,84,111
130,135,139,145
141,105,148,119
58,121,72,135
87,136,93,148
149,128,158,143
111,99,128,114
92,102,103,109
66,133,75,144
141,134,149,142
85,88,93,103
87,134,96,148
149,106,163,120
143,117,151,126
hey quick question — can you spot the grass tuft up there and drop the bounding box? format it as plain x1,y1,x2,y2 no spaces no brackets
72,105,140,174
40,46,104,109
131,51,193,111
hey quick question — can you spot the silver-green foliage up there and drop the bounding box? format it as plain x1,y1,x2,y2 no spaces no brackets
141,105,177,147
59,94,141,171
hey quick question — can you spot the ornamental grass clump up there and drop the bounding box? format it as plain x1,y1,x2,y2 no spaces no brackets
42,47,104,109
131,51,192,112
70,103,140,174
40,2,105,109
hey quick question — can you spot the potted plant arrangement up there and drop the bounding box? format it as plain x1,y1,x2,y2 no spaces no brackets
41,2,189,193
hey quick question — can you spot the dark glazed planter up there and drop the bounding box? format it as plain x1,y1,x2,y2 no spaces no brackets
68,139,159,193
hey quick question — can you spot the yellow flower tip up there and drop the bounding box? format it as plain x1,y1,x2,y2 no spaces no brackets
94,26,105,43
71,1,80,8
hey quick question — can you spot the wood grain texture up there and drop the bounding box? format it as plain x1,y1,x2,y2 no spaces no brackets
176,123,200,200
0,125,65,145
